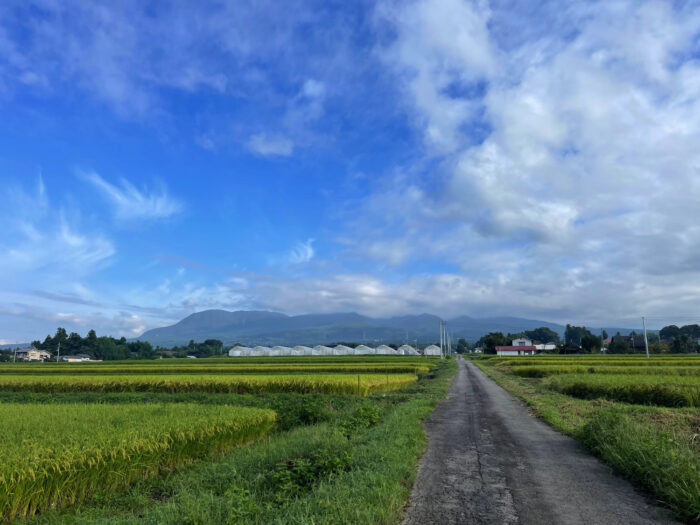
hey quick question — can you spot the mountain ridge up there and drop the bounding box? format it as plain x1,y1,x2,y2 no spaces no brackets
136,309,637,347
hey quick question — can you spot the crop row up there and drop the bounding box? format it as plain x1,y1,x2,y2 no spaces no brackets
0,364,430,375
509,365,700,378
495,358,700,367
10,356,439,366
546,374,700,407
0,373,418,395
0,403,275,521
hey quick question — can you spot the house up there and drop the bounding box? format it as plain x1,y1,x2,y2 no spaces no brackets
512,338,533,346
495,345,538,356
16,348,52,362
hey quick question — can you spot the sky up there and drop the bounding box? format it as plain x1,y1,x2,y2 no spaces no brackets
1,0,700,342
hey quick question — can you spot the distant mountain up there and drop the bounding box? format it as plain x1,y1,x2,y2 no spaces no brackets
0,343,31,350
138,309,575,347
137,309,648,347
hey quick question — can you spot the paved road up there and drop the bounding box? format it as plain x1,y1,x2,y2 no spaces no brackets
403,357,677,525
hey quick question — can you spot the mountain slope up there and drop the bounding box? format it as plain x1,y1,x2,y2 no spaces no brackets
138,309,576,346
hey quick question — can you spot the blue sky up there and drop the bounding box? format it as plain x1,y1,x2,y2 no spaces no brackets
2,0,700,342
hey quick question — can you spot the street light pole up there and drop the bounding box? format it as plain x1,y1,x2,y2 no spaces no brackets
642,316,650,359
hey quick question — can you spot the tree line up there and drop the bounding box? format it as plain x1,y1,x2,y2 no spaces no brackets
22,328,225,361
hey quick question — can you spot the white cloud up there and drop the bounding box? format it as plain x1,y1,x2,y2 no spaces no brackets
360,0,700,320
81,171,182,221
287,239,315,264
247,133,294,157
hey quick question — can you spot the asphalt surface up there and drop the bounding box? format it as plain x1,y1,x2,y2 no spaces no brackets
402,357,678,525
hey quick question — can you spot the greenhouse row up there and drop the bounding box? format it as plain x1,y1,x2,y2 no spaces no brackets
228,344,443,357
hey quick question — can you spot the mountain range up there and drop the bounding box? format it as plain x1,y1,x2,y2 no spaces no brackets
137,309,586,347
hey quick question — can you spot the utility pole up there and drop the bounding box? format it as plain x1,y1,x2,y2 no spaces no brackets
57,341,61,363
642,316,650,359
439,320,444,359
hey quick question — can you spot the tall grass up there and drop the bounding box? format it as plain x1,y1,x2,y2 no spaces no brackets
579,408,700,523
0,403,275,521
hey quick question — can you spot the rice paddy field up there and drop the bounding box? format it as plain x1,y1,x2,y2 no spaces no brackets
0,354,451,523
473,354,700,523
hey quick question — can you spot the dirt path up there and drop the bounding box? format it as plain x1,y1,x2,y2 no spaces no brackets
403,357,677,525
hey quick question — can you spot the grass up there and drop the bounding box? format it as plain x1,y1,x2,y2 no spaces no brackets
473,355,700,523
0,404,275,522
6,358,457,524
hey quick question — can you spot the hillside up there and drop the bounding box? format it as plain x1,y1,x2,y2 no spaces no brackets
138,309,579,346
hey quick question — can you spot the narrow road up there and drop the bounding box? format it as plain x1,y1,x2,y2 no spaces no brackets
403,357,677,525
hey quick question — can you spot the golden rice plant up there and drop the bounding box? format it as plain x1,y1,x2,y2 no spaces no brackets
0,373,417,395
0,403,275,521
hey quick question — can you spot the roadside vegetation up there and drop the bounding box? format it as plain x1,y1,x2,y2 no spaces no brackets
1,355,455,523
472,355,700,523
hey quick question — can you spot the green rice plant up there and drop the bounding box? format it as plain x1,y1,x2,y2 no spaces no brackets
0,373,417,395
496,357,700,368
510,365,700,378
547,374,700,407
0,403,275,521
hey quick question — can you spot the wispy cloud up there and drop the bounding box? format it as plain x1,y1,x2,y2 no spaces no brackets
81,171,182,221
246,133,294,157
287,239,315,264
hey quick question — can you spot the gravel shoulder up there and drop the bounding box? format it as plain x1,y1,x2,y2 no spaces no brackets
402,357,678,525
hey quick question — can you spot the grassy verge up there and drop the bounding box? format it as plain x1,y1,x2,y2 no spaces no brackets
473,358,700,523
15,358,457,524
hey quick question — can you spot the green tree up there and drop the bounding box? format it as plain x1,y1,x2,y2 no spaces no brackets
607,340,630,354
660,325,681,340
524,327,561,344
456,338,469,354
564,324,592,344
481,332,509,354
580,334,602,353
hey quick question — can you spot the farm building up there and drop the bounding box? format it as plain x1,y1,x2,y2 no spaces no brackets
333,345,353,355
253,346,271,356
398,344,419,355
512,338,533,346
228,346,253,357
59,354,96,362
354,345,374,354
376,344,397,355
313,345,333,355
423,345,442,356
534,343,557,351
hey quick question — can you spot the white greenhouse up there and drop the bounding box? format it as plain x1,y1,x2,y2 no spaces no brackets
333,345,353,355
375,344,397,355
313,345,333,355
353,344,374,355
423,344,442,356
228,346,253,357
398,344,419,355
